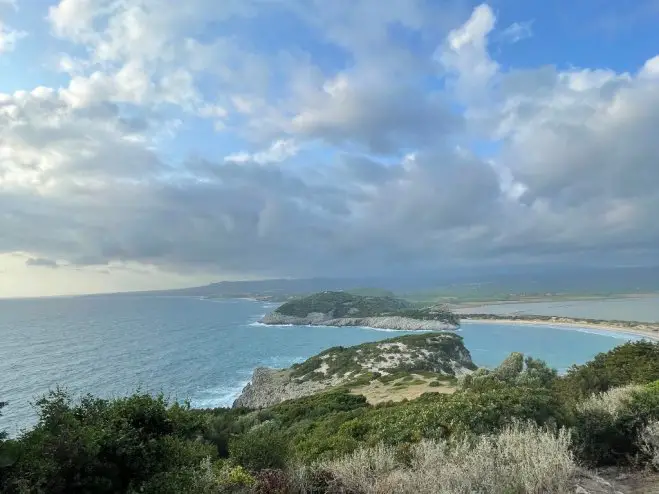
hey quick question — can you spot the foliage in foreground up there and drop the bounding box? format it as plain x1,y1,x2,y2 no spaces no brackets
296,422,576,494
1,340,658,493
553,340,659,402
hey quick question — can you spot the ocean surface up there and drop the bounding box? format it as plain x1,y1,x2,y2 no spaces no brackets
0,295,644,436
455,295,659,322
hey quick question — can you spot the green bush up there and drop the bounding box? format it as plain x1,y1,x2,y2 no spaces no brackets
0,389,214,493
571,381,659,467
461,353,557,392
267,389,367,428
229,424,289,471
555,341,659,403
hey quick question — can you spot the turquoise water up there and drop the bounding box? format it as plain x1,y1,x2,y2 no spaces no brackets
0,296,641,436
455,296,659,322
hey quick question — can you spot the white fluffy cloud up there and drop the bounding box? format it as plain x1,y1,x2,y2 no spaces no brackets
0,1,658,295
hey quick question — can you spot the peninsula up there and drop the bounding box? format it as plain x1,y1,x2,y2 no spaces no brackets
259,291,460,331
233,332,476,408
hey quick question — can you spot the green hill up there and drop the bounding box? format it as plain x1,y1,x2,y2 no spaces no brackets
274,291,412,318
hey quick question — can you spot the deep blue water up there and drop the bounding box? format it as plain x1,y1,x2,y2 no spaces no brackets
0,295,642,436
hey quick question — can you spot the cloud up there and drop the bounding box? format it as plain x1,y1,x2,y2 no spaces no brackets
0,19,25,53
1,1,658,293
26,257,59,268
437,4,499,103
499,21,533,43
225,139,299,165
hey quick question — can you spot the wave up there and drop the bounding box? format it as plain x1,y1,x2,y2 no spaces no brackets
249,321,294,327
537,324,644,341
189,381,250,409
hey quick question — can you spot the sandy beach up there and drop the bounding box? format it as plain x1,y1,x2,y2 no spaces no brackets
462,317,659,341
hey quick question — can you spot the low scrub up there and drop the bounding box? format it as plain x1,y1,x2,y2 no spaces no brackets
575,384,641,417
571,381,659,467
296,422,576,494
640,420,659,470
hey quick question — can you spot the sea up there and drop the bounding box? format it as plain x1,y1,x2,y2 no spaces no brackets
0,295,648,436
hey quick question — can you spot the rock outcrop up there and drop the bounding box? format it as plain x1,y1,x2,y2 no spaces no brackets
232,368,336,409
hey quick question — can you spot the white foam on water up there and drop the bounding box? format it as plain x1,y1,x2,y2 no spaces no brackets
190,382,250,409
249,322,293,327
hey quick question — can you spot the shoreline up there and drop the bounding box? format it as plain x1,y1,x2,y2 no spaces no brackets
461,318,659,341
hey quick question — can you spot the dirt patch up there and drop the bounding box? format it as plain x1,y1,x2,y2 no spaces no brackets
574,468,659,493
349,374,456,404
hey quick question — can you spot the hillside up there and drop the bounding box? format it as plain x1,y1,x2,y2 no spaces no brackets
260,291,460,330
232,332,475,408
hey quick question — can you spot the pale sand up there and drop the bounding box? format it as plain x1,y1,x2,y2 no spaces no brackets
462,318,659,342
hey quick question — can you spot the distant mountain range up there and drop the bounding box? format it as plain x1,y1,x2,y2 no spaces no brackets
113,265,659,302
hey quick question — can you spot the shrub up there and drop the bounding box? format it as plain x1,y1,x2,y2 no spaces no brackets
229,424,289,471
0,390,214,493
575,384,641,417
555,341,659,403
268,390,367,428
639,420,659,470
253,469,291,494
361,386,566,446
301,422,576,494
571,381,659,467
461,353,557,392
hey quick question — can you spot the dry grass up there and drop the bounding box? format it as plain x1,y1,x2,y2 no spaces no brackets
349,374,455,404
576,384,642,417
296,422,576,494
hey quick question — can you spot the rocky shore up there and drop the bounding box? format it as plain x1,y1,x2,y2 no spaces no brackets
232,368,338,408
259,312,458,331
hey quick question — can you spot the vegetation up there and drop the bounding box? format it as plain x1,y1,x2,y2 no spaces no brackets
275,291,412,318
273,291,460,324
1,340,659,492
289,332,475,382
297,422,577,494
553,340,659,403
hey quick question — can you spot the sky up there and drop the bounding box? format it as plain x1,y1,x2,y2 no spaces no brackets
0,0,658,297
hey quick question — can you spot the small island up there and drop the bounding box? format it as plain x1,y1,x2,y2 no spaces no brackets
259,291,460,331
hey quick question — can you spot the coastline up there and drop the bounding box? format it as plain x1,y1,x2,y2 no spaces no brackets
461,318,659,341
259,314,458,332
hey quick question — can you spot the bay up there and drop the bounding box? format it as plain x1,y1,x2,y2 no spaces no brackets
0,295,641,436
